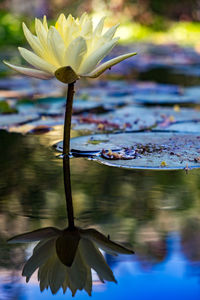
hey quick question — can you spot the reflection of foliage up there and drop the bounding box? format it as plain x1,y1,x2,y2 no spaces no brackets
0,234,25,270
69,159,200,264
1,129,200,268
70,159,197,224
135,224,167,267
181,217,200,262
0,130,63,221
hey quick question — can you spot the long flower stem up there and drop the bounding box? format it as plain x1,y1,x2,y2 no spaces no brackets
63,82,75,156
63,82,75,229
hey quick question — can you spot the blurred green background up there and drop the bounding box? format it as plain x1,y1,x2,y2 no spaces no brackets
0,0,200,49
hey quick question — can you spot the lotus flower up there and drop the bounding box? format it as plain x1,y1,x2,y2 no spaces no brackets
3,13,136,83
8,226,134,296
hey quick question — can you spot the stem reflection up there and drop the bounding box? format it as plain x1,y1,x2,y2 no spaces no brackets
63,156,75,229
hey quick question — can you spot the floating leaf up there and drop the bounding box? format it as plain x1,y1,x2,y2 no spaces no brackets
164,122,200,133
0,101,17,114
57,132,200,170
133,93,195,105
0,113,39,128
73,106,200,133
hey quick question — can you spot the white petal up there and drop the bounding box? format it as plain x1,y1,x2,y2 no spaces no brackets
79,12,88,25
79,38,119,74
81,18,93,37
35,18,48,50
38,265,49,291
79,238,116,283
103,24,119,40
7,227,60,243
47,27,66,66
18,47,56,73
93,17,106,36
42,15,48,31
55,13,66,28
65,268,78,297
67,248,88,291
38,256,53,291
48,255,67,294
64,36,87,72
22,23,44,58
84,265,92,296
3,61,53,80
83,52,137,78
22,238,56,282
55,14,67,39
62,273,70,294
81,228,134,254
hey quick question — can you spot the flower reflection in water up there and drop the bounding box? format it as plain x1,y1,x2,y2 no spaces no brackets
8,226,133,296
8,157,134,296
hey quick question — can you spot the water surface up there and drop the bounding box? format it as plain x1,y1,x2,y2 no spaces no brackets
0,129,200,299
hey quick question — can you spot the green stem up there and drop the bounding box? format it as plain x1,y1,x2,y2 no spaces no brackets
63,82,75,229
63,82,75,156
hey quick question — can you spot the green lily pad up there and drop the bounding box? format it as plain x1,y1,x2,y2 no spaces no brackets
0,101,17,114
56,132,200,170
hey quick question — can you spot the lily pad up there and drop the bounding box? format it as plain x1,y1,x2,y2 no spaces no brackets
17,97,66,116
133,93,195,105
0,113,40,128
56,132,200,170
163,121,200,133
0,101,17,114
184,86,200,100
0,76,62,96
78,81,181,99
17,96,127,118
73,106,200,133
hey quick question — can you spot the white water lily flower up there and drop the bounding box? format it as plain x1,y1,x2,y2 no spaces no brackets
3,13,136,83
8,226,134,296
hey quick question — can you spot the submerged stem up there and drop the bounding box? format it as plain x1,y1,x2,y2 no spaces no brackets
63,82,75,156
63,156,75,229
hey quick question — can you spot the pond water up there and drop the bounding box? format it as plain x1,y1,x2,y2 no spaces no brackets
1,44,200,299
1,128,200,299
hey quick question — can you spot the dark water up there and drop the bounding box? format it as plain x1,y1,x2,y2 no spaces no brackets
0,128,200,299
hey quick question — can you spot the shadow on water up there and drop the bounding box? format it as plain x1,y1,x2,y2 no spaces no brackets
0,129,200,298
